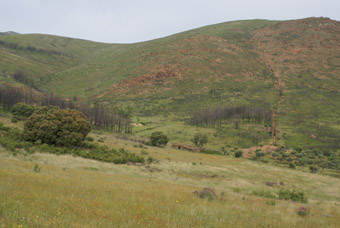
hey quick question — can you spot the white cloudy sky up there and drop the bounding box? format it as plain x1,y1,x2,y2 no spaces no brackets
1,0,339,43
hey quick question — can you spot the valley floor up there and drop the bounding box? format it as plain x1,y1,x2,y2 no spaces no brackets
1,139,340,228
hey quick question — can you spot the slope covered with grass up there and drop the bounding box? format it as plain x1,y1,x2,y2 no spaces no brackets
0,33,111,86
1,134,340,227
1,17,340,151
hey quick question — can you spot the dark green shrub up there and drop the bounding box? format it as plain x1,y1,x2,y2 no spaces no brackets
0,137,16,151
0,128,24,152
11,117,18,123
23,106,91,146
147,157,153,164
11,102,36,118
278,189,307,203
221,146,229,155
323,151,331,157
256,150,265,158
200,149,221,155
82,146,144,164
235,150,243,158
252,189,276,199
150,131,168,147
289,163,296,169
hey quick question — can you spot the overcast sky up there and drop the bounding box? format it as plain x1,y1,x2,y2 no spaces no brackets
1,0,339,43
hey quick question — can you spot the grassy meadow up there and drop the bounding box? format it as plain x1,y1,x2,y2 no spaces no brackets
1,127,340,227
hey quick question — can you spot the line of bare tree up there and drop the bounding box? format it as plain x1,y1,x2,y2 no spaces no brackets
0,40,70,57
190,105,272,128
0,85,132,133
11,71,37,89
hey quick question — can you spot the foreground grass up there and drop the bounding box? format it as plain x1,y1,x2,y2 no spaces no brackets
1,141,340,227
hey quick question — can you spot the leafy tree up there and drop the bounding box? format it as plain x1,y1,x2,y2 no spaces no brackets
150,131,169,147
11,102,36,118
192,133,208,147
23,106,91,146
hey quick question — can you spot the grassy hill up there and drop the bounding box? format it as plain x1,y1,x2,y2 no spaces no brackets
0,33,111,86
1,17,340,151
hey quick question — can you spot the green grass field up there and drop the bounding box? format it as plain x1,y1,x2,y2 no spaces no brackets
1,136,340,228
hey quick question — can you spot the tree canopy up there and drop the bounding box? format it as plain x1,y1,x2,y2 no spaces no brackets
150,131,169,147
23,106,91,146
11,102,36,118
192,133,208,147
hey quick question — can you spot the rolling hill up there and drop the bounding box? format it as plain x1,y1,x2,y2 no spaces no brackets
1,17,340,228
0,17,339,150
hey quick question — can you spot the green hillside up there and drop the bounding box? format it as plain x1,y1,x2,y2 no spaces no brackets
45,19,279,110
0,17,339,151
0,33,111,86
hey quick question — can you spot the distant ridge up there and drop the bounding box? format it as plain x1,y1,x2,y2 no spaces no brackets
0,31,19,36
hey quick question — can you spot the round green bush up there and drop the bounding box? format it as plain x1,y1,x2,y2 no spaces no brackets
11,102,36,118
23,106,91,146
149,131,169,147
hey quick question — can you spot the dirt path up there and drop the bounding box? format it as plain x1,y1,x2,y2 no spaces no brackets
248,34,287,145
270,78,284,145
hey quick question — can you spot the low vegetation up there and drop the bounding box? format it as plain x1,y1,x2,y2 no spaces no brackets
0,111,145,165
